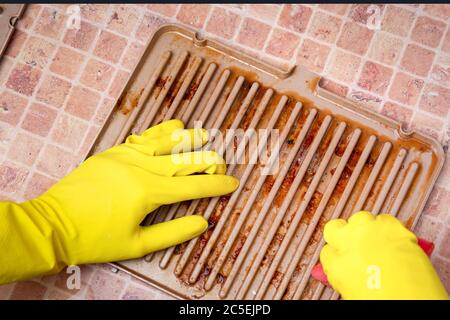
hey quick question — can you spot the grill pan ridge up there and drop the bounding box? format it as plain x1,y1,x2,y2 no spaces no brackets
86,25,445,300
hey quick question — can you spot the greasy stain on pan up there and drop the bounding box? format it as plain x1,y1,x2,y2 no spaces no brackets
86,25,444,300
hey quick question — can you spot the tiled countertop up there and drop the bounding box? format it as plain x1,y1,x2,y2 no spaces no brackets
0,4,449,299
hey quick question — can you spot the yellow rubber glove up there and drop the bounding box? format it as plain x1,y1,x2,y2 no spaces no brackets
320,211,448,300
0,119,239,284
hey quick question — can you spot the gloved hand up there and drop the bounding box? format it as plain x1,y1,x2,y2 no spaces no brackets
320,211,448,300
0,119,239,284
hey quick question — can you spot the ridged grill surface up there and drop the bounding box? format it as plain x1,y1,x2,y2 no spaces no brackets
88,25,444,300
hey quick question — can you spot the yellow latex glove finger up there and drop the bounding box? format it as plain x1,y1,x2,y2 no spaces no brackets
140,118,184,138
136,215,208,254
320,211,448,300
126,128,208,156
106,150,226,177
151,174,239,206
323,218,347,250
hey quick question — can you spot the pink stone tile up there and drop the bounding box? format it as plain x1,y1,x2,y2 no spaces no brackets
37,144,74,178
135,12,168,43
0,123,14,150
10,281,47,300
63,20,99,52
0,283,15,300
442,30,450,54
93,31,128,64
349,90,382,112
4,30,28,58
318,78,349,97
220,4,246,12
337,21,373,55
357,61,393,95
51,113,88,151
296,39,330,73
0,161,29,194
80,4,110,24
381,5,415,37
37,273,59,286
36,75,71,108
85,270,126,300
51,4,71,11
432,257,450,293
107,4,140,36
411,112,444,140
307,11,342,44
278,4,312,34
7,132,43,166
438,228,449,258
419,84,450,117
34,7,66,40
327,49,361,83
121,285,157,300
423,186,450,219
401,44,435,77
0,57,14,86
368,32,403,66
389,72,424,106
0,192,15,201
318,4,349,16
121,42,145,71
6,63,41,96
0,90,28,125
381,102,413,127
146,4,179,17
423,4,450,21
16,4,42,30
411,16,446,48
50,47,85,79
431,64,450,89
95,97,115,126
46,289,71,300
108,70,130,99
415,216,443,243
80,59,115,92
206,7,241,40
65,85,100,121
20,36,56,69
237,18,271,50
176,4,211,29
444,127,450,155
348,4,385,25
21,102,57,137
247,4,281,23
265,29,300,60
23,172,57,199
53,265,94,294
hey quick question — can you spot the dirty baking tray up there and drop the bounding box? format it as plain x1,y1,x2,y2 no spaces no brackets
86,24,444,300
0,4,26,58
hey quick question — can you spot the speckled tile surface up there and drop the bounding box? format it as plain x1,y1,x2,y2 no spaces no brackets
0,4,449,299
